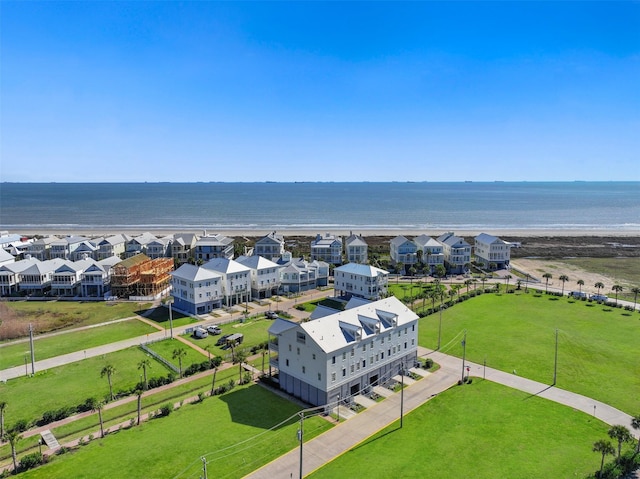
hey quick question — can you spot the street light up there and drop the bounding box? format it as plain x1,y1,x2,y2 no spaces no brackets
38,437,42,455
168,299,174,339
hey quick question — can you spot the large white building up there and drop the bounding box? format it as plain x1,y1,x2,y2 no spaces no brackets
310,234,343,265
236,254,281,299
474,233,511,269
268,296,419,407
437,232,471,274
345,233,368,264
413,235,445,273
170,263,223,314
202,258,251,307
333,263,389,301
254,232,285,261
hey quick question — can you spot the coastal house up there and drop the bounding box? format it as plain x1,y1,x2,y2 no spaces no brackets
236,254,281,299
474,233,511,269
49,236,89,260
25,236,58,261
146,235,173,259
333,263,389,301
254,232,285,261
0,257,39,296
125,232,158,258
437,232,471,275
201,257,251,307
18,258,66,295
413,235,445,274
194,233,234,262
69,238,103,261
171,233,198,265
276,252,329,293
268,296,419,407
97,234,130,260
51,259,96,296
170,263,223,314
389,236,417,270
0,249,15,267
80,256,121,298
345,233,368,264
310,234,343,265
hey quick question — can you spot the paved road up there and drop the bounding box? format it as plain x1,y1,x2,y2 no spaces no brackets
245,347,638,479
0,290,334,382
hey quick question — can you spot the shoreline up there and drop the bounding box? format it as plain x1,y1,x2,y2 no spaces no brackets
7,227,640,239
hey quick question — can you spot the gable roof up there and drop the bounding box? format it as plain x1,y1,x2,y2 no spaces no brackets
202,257,249,275
334,263,388,277
475,233,506,245
171,263,222,282
390,235,412,247
236,255,279,270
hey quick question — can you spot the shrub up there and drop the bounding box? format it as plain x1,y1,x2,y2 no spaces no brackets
18,452,46,472
424,358,434,369
159,403,173,417
11,418,30,432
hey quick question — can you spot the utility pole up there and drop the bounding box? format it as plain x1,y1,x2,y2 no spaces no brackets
29,323,36,375
298,412,304,479
553,328,558,386
461,330,467,383
437,305,443,350
400,362,405,428
201,456,208,479
168,300,174,339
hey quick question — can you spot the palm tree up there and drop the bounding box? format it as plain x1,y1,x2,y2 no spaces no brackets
86,398,105,438
543,273,552,293
611,284,623,305
5,429,21,472
631,414,640,454
135,387,144,425
593,439,615,477
480,275,487,290
172,348,187,378
559,274,569,296
631,287,640,310
608,424,633,458
0,401,6,438
211,365,219,395
577,279,585,293
100,364,116,401
137,358,151,391
416,249,423,267
234,349,248,384
504,274,512,290
595,281,605,295
434,264,446,279
425,250,432,274
464,279,473,294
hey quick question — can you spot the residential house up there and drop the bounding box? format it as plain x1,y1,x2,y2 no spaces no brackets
97,234,130,260
170,263,223,314
202,257,251,307
81,256,120,298
70,238,103,261
345,233,368,264
474,233,511,269
194,234,234,262
437,232,471,275
0,257,39,296
146,235,173,259
125,232,158,258
25,236,58,261
268,296,419,407
254,231,285,261
49,236,89,260
236,255,281,299
51,259,95,296
413,235,445,274
19,258,66,295
310,234,342,265
110,254,173,299
276,252,329,293
0,249,15,267
333,263,389,301
171,233,198,265
389,236,417,270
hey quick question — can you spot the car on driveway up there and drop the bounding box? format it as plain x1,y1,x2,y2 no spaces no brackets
207,325,222,335
216,334,231,346
265,311,278,319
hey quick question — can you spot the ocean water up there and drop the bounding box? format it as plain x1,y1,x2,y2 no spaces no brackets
0,182,638,232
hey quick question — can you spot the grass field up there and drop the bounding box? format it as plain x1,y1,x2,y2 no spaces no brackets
309,380,614,479
560,257,640,295
0,347,172,430
0,301,152,339
419,292,640,414
0,319,158,369
19,384,333,479
145,338,208,372
144,304,200,328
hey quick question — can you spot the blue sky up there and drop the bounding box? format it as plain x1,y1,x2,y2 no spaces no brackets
1,1,638,182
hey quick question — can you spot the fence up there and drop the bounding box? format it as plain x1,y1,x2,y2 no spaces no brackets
139,341,180,374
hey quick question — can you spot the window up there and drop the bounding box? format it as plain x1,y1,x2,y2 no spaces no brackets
331,372,336,382
412,324,415,332
350,365,354,373
302,366,306,374
404,342,407,349
297,347,300,355
351,349,355,357
332,355,336,364
381,352,384,359
288,345,292,352
343,352,346,360
342,368,346,377
404,328,408,335
297,332,306,344
370,342,374,350
411,339,415,346
318,373,322,381
312,353,316,360
286,359,289,366
362,360,366,367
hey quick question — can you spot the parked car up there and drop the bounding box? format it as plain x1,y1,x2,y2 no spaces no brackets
193,327,208,339
216,334,232,346
570,291,587,298
590,294,608,301
206,325,222,335
265,310,278,319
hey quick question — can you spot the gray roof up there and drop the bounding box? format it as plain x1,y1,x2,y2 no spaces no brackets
334,263,388,277
171,263,221,282
475,233,506,244
236,255,279,270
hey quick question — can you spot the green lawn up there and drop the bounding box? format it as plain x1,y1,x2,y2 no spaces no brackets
419,292,640,414
19,384,333,479
0,347,172,430
309,380,614,479
0,319,158,369
1,301,152,337
181,318,272,358
144,338,208,371
144,305,200,328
